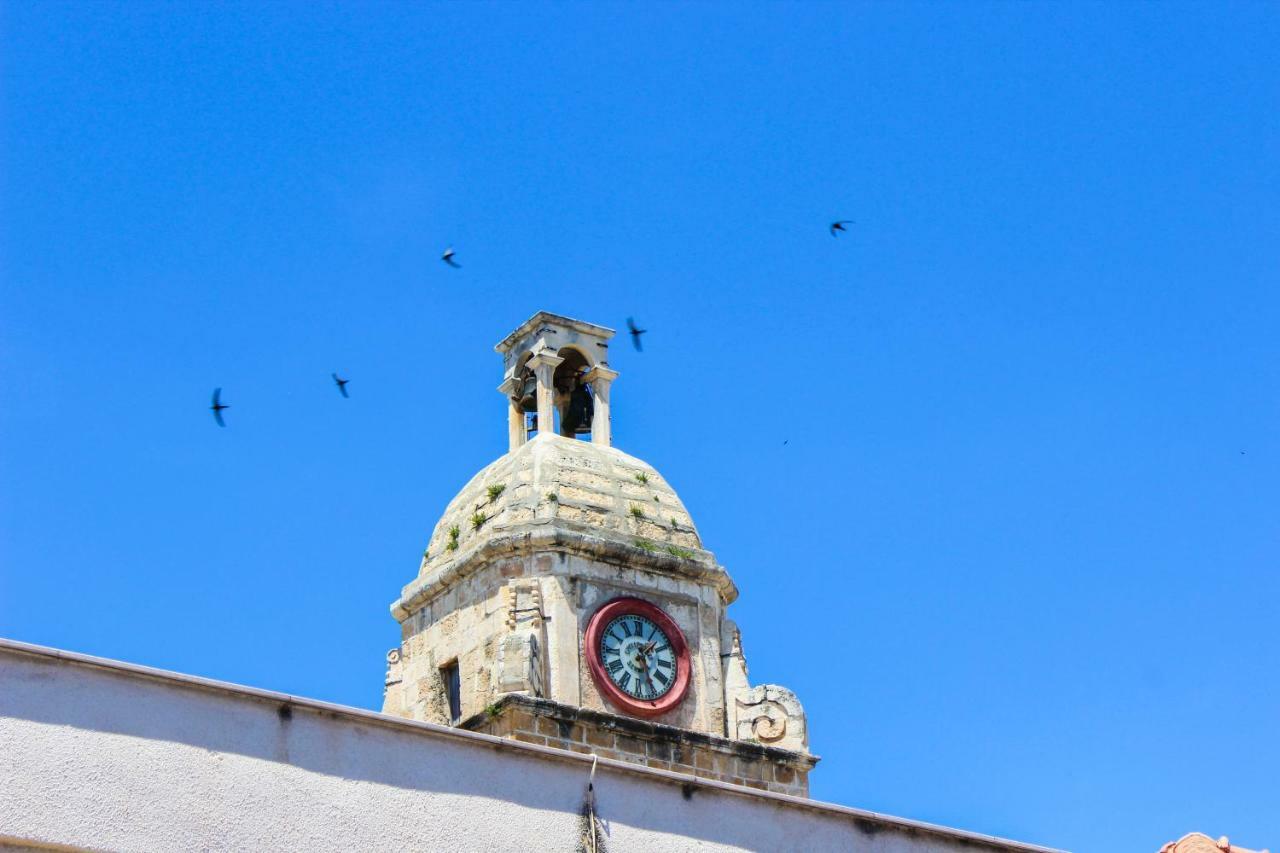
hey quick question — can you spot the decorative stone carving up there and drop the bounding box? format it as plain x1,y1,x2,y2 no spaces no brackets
734,686,807,751
384,647,402,687
721,621,808,752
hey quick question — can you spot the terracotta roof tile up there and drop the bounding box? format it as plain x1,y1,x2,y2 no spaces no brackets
1159,832,1269,853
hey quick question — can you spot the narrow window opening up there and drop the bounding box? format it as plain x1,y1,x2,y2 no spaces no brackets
441,660,461,723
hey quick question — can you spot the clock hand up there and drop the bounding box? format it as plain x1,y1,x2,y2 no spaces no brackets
643,671,657,695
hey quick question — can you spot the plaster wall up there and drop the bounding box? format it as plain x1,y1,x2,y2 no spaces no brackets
0,640,1058,853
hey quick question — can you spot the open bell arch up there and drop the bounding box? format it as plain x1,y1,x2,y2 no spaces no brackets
494,312,618,451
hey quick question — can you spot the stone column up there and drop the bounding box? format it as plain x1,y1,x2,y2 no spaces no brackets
583,366,618,447
497,377,527,453
527,352,563,437
555,388,572,438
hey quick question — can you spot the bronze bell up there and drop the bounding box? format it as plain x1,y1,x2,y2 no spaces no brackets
562,382,594,435
516,373,538,413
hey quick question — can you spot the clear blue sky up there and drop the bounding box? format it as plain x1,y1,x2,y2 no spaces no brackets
2,3,1276,850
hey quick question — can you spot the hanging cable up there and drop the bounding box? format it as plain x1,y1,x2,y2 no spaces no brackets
586,753,599,853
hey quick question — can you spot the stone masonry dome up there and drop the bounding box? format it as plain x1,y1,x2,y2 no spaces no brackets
410,434,714,593
392,310,738,623
391,432,742,617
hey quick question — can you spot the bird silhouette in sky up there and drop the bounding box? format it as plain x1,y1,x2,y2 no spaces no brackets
627,317,646,352
332,373,350,398
830,220,854,237
442,247,460,268
210,388,229,427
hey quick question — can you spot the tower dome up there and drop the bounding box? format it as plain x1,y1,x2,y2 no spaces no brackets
397,433,735,622
382,312,813,797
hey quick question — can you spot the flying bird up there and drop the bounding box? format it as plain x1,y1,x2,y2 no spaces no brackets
332,373,350,398
442,247,460,268
210,388,229,427
627,317,646,352
829,220,854,237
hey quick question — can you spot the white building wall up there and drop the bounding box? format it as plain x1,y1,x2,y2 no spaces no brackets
0,640,1058,853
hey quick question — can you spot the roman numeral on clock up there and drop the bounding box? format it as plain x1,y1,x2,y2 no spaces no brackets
593,609,684,704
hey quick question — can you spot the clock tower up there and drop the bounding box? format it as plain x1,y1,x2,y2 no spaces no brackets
381,312,817,795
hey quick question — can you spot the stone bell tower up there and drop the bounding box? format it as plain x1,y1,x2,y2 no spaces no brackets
382,311,817,795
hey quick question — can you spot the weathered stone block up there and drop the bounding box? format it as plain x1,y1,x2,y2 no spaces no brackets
615,734,646,758
534,715,560,738
512,731,547,746
554,719,582,743
584,728,615,750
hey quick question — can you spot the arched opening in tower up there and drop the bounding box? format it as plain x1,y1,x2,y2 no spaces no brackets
553,347,593,440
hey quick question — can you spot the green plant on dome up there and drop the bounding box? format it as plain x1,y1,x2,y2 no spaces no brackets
486,483,506,501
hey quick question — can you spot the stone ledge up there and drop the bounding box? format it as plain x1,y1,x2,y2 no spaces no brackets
494,310,615,355
394,522,738,620
461,694,818,797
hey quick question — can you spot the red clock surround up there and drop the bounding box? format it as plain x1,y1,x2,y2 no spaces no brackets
584,597,691,718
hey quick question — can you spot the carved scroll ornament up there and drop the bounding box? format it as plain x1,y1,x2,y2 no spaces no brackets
733,685,808,752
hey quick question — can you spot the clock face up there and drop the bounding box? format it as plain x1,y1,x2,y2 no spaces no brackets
599,614,676,701
584,596,691,717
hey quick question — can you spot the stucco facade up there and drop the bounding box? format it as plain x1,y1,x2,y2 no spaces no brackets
0,639,1059,853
